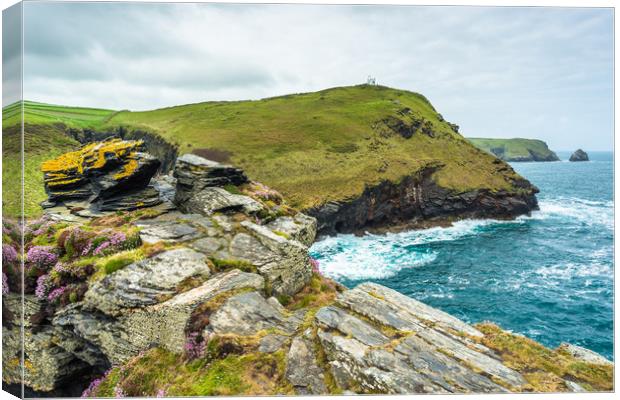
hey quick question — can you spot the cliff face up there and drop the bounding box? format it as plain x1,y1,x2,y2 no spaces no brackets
2,145,611,397
308,163,539,236
12,86,541,227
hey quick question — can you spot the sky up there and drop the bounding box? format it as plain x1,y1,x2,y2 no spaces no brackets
4,2,614,150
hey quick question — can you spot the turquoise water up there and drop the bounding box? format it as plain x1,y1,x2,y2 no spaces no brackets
310,152,613,359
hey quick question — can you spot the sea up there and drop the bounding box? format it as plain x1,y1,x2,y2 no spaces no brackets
310,151,614,360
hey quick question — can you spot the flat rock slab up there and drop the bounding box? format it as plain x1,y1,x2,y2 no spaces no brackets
208,291,301,336
558,343,612,366
190,237,228,255
315,306,389,347
182,187,263,216
316,282,528,392
135,220,203,244
286,335,328,394
259,334,289,353
84,248,211,316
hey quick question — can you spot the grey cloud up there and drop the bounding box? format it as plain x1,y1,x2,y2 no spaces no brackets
17,3,614,150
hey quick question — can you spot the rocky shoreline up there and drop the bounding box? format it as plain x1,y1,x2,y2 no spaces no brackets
55,127,541,236
2,140,611,396
307,163,539,236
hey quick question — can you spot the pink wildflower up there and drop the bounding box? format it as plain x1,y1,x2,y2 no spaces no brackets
156,389,167,398
35,274,50,299
114,386,126,398
2,244,18,265
81,369,112,398
53,262,70,274
93,241,111,256
81,240,93,256
27,246,58,268
48,286,68,302
309,257,321,274
184,332,205,359
109,232,127,247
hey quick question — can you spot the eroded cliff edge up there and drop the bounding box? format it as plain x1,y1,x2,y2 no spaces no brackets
1,143,611,397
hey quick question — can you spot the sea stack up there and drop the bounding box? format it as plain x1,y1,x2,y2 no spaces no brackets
569,149,589,162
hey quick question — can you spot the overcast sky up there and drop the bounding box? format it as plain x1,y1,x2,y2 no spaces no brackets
6,2,615,150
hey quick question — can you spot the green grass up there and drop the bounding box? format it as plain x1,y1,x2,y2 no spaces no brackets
2,124,80,217
91,347,293,397
5,85,531,216
2,100,115,128
476,323,613,392
468,137,559,162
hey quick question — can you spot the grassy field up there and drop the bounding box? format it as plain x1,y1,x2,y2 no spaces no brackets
4,85,529,216
468,137,559,161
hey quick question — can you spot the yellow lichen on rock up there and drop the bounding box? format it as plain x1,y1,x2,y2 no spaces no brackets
114,158,139,180
41,139,144,176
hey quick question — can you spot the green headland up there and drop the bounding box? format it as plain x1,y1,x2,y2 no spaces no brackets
468,137,560,162
4,85,533,219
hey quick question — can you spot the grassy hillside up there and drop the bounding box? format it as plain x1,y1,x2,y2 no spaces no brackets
468,138,559,162
5,85,530,216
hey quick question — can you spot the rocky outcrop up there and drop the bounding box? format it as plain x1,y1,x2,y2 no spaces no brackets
569,149,589,162
558,343,612,366
173,153,248,206
9,144,610,396
65,126,179,174
308,164,539,236
41,138,162,212
83,248,212,316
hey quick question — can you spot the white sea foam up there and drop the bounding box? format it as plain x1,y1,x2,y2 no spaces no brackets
534,262,612,280
311,217,520,280
311,195,612,281
524,197,613,229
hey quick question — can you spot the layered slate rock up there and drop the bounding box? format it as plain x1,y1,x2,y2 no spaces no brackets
311,283,527,393
174,153,248,205
55,270,265,365
267,213,317,247
569,149,589,162
83,248,211,316
182,186,263,216
286,331,329,394
41,138,161,211
558,343,612,366
228,221,313,295
207,291,303,336
2,295,91,392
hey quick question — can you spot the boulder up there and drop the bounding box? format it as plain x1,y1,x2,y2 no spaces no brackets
207,291,302,336
41,139,161,210
259,334,289,353
229,220,313,296
558,343,612,366
180,186,263,216
569,149,589,162
173,154,248,205
286,333,328,394
267,213,317,246
2,325,90,392
55,269,265,364
83,248,211,316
